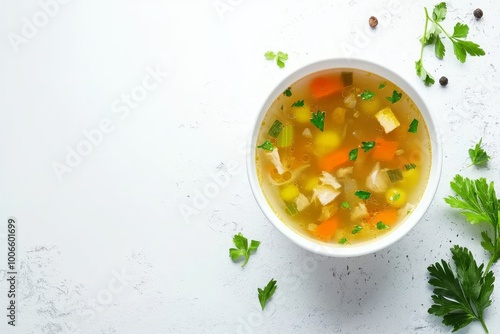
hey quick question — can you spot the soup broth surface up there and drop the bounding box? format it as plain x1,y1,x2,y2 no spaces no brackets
256,68,431,245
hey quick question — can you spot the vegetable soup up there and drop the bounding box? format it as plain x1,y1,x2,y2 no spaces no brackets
255,69,431,245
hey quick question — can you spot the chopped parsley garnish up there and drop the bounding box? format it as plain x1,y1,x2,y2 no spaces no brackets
378,83,386,89
258,278,277,310
360,90,375,100
351,225,363,234
355,190,371,200
268,120,283,138
468,138,490,167
349,148,359,161
386,90,402,104
405,163,417,170
376,221,390,230
393,193,401,201
229,233,261,267
283,87,292,97
264,51,288,68
416,2,485,86
339,237,348,244
291,100,305,107
257,140,274,151
310,111,325,132
340,201,351,209
408,119,419,133
361,141,376,152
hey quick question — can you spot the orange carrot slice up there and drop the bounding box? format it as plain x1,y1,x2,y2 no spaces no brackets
372,138,399,161
315,216,339,241
371,210,398,226
310,76,343,98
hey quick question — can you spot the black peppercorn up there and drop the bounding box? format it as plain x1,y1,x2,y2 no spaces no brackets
369,16,378,28
439,76,448,86
474,8,483,19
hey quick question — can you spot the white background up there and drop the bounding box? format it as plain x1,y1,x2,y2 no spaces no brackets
1,0,500,333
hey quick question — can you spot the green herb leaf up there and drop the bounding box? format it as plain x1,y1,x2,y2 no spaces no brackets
339,237,348,244
386,90,402,104
257,140,274,151
351,225,363,234
378,83,386,89
264,51,276,60
360,90,375,100
469,138,490,167
435,37,446,59
283,87,292,97
432,2,447,22
355,190,371,200
444,175,500,263
361,141,375,152
405,163,417,170
393,193,401,201
349,148,359,161
340,201,351,209
291,100,305,107
376,221,389,230
310,111,325,132
415,60,435,86
428,245,494,333
268,120,283,138
276,51,288,68
452,39,485,63
408,119,419,133
258,279,277,310
452,22,469,38
229,233,261,267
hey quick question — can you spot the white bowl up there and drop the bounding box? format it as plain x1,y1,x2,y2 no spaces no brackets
247,58,443,257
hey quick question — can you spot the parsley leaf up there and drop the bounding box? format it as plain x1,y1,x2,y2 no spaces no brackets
435,37,445,59
257,140,274,151
291,100,305,107
360,90,375,100
229,233,261,267
310,111,325,132
355,190,371,200
378,83,386,89
349,148,359,161
452,22,469,38
361,141,375,152
376,221,389,230
340,201,351,209
276,52,288,68
444,175,500,265
432,2,447,22
258,278,277,310
428,245,494,333
469,138,490,167
386,90,402,104
264,51,276,60
415,60,435,86
408,119,419,133
351,225,363,234
339,237,348,244
283,87,292,97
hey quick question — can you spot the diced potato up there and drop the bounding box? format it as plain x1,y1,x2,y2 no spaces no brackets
358,97,382,115
350,203,369,221
303,176,320,192
336,167,353,179
375,107,400,133
280,184,300,202
344,93,357,109
314,130,341,156
294,105,311,123
296,193,310,211
385,187,407,208
302,128,312,138
332,107,347,124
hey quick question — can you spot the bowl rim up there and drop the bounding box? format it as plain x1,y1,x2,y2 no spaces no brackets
247,58,443,257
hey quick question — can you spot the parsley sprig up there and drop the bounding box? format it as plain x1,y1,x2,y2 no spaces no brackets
229,233,261,267
258,278,277,310
310,111,325,132
416,2,485,86
469,138,490,167
428,246,494,333
265,51,289,68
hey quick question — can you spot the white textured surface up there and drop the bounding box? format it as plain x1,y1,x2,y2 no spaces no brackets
0,0,499,333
